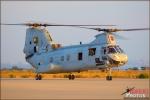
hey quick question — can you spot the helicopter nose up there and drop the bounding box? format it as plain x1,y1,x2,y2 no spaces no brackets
108,53,128,66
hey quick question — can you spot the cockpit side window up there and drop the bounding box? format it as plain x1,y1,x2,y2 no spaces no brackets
115,46,121,53
118,46,124,53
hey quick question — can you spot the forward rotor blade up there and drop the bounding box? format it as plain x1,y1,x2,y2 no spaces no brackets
117,28,150,31
77,27,150,32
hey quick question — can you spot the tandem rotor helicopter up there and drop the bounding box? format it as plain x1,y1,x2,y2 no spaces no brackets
1,23,149,80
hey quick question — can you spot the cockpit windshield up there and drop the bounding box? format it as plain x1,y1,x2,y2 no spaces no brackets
107,45,124,54
115,45,124,53
108,47,117,54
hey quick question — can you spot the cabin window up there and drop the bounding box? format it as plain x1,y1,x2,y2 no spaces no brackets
89,48,96,56
66,55,70,61
61,56,64,61
34,46,37,53
104,47,106,54
29,41,32,45
104,49,106,54
101,47,107,54
78,52,83,60
50,57,53,62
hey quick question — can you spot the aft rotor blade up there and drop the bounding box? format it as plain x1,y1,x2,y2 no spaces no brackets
1,23,116,27
1,23,27,26
77,27,150,32
75,26,99,30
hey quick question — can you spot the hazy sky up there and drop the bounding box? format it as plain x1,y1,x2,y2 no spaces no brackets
1,1,149,68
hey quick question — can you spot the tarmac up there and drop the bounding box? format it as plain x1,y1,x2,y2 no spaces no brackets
1,78,149,99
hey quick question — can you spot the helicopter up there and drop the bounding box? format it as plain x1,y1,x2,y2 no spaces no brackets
1,23,149,80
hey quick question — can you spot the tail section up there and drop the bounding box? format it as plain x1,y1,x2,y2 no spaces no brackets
23,27,62,60
23,27,52,59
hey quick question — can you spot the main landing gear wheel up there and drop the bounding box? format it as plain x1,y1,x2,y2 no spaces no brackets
106,76,112,80
68,74,75,80
35,74,42,80
106,68,112,81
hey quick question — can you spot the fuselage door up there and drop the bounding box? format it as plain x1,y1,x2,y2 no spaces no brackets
101,47,107,61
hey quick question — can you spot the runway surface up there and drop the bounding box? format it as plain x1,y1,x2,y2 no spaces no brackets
1,78,149,99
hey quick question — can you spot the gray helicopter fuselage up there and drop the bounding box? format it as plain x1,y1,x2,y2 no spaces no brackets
24,27,128,73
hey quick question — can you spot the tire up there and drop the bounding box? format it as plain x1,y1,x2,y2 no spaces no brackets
35,75,39,80
109,76,112,80
106,76,112,81
38,75,42,80
71,75,75,80
35,77,39,80
35,74,42,80
68,74,72,80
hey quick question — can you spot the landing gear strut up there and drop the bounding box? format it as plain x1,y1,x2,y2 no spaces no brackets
106,68,112,81
35,74,42,80
68,73,75,80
